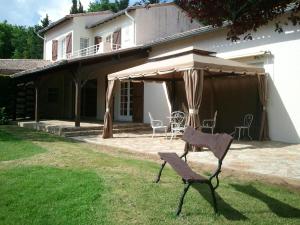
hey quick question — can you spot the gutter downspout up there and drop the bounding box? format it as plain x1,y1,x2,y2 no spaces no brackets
35,31,45,41
125,9,136,45
34,31,47,59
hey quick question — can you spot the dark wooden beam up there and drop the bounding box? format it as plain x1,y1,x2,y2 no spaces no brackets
34,79,40,123
74,78,81,127
71,63,83,127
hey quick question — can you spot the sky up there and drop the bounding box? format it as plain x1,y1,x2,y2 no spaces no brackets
0,0,137,26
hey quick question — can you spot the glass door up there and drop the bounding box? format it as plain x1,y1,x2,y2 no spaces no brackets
119,81,133,121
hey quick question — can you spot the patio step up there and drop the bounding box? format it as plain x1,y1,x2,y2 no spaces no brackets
63,129,102,137
61,126,103,133
113,126,152,133
62,124,151,137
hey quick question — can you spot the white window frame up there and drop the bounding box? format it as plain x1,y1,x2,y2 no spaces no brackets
80,37,89,56
118,81,133,121
61,38,66,59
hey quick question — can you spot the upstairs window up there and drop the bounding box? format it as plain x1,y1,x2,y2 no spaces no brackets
61,38,66,59
80,37,89,56
105,35,112,44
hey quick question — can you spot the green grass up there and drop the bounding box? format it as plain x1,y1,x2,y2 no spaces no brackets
0,166,106,225
0,125,300,225
0,128,46,161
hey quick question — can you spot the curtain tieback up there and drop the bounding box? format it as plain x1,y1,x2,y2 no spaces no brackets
189,108,199,114
262,106,267,111
106,108,110,113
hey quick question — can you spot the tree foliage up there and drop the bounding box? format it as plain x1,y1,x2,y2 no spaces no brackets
0,15,50,59
70,0,85,14
177,0,300,41
88,0,129,13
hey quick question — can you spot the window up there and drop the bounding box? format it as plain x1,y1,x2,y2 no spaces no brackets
48,88,59,103
105,35,112,44
61,38,66,59
80,37,89,56
120,82,133,117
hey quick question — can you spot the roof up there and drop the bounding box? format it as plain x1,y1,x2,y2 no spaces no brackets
108,49,265,81
39,11,113,34
87,2,177,29
10,45,150,79
0,59,51,75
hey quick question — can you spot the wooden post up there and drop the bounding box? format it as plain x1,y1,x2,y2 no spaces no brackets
74,78,81,127
34,81,40,123
12,81,17,121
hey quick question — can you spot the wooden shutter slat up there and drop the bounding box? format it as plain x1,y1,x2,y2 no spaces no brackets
52,40,58,61
113,29,121,49
66,33,72,54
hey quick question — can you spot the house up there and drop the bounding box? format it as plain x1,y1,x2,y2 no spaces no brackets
10,2,200,123
10,3,300,144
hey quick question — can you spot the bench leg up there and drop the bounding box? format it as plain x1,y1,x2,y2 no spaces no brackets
176,183,191,216
155,161,166,183
208,183,218,213
180,151,188,163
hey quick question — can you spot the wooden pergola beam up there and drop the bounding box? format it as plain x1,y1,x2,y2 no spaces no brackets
74,77,81,127
34,79,41,123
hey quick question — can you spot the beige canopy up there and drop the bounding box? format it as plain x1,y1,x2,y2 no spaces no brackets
103,49,268,141
108,50,265,81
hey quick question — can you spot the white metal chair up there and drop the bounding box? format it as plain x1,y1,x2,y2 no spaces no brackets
201,111,218,134
170,111,186,140
234,114,254,141
148,112,168,138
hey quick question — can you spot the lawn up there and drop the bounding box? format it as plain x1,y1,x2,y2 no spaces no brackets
0,125,300,225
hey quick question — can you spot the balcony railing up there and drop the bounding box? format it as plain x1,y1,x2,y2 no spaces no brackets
65,42,121,60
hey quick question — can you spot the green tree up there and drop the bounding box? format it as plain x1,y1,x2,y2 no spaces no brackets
177,0,300,41
116,0,130,10
0,14,50,59
0,21,14,58
40,14,50,28
78,1,85,13
70,0,79,14
70,0,85,14
88,0,129,13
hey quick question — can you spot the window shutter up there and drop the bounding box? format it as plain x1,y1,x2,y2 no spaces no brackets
113,29,121,49
52,40,58,61
66,33,72,54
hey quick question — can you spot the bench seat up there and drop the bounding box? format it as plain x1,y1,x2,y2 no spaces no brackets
158,152,207,182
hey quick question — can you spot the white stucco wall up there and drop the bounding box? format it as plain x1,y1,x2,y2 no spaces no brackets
135,3,200,45
148,16,300,143
90,13,135,48
44,12,113,61
44,20,74,61
143,82,170,125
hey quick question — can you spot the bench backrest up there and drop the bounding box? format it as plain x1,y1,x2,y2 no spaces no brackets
182,126,233,161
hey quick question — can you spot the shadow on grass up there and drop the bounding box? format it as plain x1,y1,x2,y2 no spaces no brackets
231,184,300,218
192,184,248,221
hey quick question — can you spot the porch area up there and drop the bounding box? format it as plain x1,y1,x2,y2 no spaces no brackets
72,131,300,188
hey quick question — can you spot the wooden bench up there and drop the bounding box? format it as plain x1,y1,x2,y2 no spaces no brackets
155,126,233,216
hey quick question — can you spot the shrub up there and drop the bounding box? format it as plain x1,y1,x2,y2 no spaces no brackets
0,107,8,125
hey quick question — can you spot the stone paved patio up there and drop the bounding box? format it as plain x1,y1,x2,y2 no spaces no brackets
72,131,300,187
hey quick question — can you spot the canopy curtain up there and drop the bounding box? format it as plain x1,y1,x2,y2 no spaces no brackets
102,79,116,139
165,81,175,112
183,69,204,129
257,74,269,140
